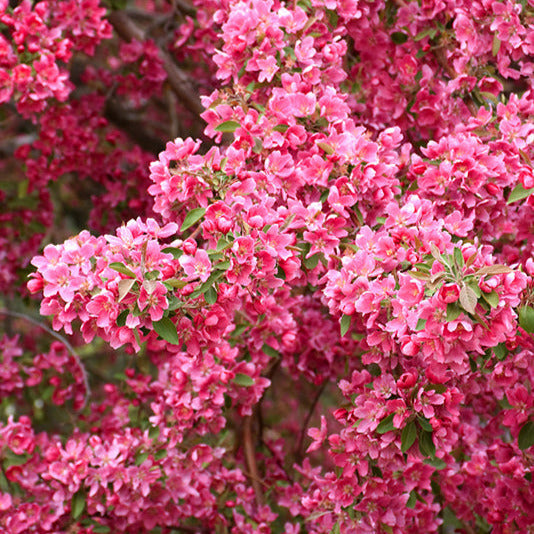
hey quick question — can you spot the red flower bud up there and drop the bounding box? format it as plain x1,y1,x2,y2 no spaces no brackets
438,283,460,304
486,182,500,195
182,238,197,255
397,372,418,389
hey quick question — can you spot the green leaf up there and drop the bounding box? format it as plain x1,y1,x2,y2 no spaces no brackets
214,260,230,271
148,426,160,440
417,417,433,432
161,247,183,259
167,295,183,311
304,253,321,270
442,507,464,529
424,457,447,470
275,265,286,280
340,314,351,337
283,46,297,60
401,421,417,452
109,262,136,278
475,264,512,275
0,469,9,493
415,318,427,331
164,278,188,289
252,137,263,153
429,242,442,260
216,237,232,251
493,343,507,361
446,302,462,322
508,183,534,204
116,309,128,327
262,343,280,358
428,383,447,394
481,290,499,308
418,430,436,458
118,278,136,302
406,490,417,509
180,208,206,232
148,425,160,440
519,306,534,333
391,31,408,44
518,421,534,450
231,324,249,339
214,120,240,133
3,452,29,467
414,27,437,41
409,270,430,281
467,281,481,298
459,285,478,314
154,449,167,460
317,141,334,155
153,317,180,345
135,451,149,466
71,491,86,520
376,413,395,434
492,33,501,56
207,251,222,262
273,124,289,133
453,248,464,269
93,526,111,534
204,286,217,305
233,373,254,387
194,270,225,295
326,8,338,26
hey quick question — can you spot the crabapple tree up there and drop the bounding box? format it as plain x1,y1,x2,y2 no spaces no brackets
1,0,534,533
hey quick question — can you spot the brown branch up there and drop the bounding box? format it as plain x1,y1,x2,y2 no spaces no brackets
166,86,180,140
0,309,90,410
171,0,196,17
108,10,204,117
295,381,327,462
243,414,264,506
433,47,477,117
104,98,165,154
0,134,36,157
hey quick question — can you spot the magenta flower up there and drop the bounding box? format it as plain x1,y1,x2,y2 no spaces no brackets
179,249,211,282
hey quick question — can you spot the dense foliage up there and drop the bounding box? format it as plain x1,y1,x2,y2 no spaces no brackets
1,0,534,532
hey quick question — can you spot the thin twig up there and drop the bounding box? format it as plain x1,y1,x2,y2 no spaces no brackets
295,381,327,462
243,414,264,506
0,309,90,410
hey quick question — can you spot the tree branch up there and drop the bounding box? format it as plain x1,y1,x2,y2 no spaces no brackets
104,98,165,154
108,10,204,117
243,414,264,506
433,47,477,116
0,309,91,410
295,381,327,462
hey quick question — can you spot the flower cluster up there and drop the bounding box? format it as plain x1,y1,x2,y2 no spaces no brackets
2,0,534,533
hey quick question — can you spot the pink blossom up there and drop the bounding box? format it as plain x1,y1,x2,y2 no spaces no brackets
179,249,211,282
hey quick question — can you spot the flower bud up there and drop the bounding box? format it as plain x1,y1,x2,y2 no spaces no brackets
397,372,417,389
182,238,197,255
438,283,460,304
